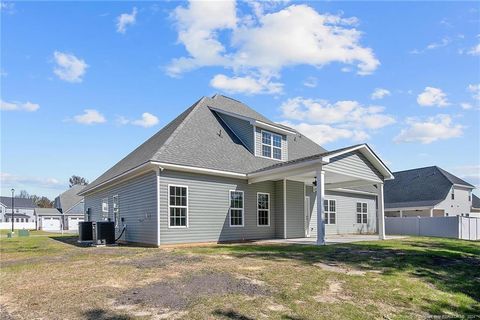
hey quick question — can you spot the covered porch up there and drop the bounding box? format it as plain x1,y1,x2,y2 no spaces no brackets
248,144,394,245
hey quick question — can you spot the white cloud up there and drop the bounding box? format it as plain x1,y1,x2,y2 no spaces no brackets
371,88,390,100
0,100,39,112
303,76,317,88
452,165,480,189
417,87,449,107
73,109,106,125
460,102,473,110
116,7,138,34
279,97,394,145
0,172,65,189
210,74,282,94
132,112,159,128
467,43,480,56
281,97,395,129
394,114,463,144
410,37,451,54
281,121,369,145
467,83,480,101
117,113,159,128
169,2,379,93
53,51,88,83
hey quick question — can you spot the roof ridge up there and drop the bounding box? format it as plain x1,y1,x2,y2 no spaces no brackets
153,97,206,159
393,165,437,174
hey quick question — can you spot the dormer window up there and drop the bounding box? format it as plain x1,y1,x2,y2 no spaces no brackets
262,130,282,160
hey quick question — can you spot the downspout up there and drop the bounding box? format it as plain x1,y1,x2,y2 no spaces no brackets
157,166,164,247
283,178,287,239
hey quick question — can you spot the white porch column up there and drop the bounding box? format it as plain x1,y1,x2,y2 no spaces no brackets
283,178,287,239
399,210,403,218
316,169,325,245
430,208,434,217
377,183,386,240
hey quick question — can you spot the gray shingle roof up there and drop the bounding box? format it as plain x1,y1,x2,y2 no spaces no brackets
54,184,86,213
35,208,62,216
473,194,480,209
385,166,474,209
0,197,35,209
82,95,326,194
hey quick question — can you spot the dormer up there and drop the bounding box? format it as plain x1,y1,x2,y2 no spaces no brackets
209,104,294,162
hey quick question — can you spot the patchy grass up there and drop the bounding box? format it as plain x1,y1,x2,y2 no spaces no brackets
0,235,478,319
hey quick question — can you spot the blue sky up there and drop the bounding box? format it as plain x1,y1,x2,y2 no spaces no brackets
1,1,479,199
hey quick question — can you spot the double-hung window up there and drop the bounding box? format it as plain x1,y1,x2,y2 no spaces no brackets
356,202,368,224
257,193,270,226
169,185,188,227
113,195,120,227
451,188,455,200
261,131,282,160
229,190,244,227
323,199,336,224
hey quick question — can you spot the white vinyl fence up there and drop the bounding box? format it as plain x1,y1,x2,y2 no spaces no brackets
385,216,479,241
0,222,36,230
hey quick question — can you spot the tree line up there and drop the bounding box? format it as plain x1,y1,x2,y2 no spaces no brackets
14,175,89,208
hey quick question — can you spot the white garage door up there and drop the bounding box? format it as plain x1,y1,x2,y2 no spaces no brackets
68,217,83,231
42,217,61,231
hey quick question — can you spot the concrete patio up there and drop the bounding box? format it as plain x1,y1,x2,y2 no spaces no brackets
256,234,405,245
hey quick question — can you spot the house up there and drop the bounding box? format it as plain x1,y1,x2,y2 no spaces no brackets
36,208,63,231
79,94,394,247
54,184,86,230
384,166,476,218
0,196,36,229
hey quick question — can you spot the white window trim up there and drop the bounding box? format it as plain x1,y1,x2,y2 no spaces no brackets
102,198,109,213
113,195,119,228
356,202,368,224
229,190,244,227
167,184,189,229
324,199,336,225
259,129,283,161
257,192,271,227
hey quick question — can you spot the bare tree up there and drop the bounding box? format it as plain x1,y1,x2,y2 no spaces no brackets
18,190,30,198
69,175,89,187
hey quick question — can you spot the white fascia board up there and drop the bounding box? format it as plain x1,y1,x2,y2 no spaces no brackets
247,158,327,184
323,144,394,180
453,183,475,189
208,106,296,135
78,162,158,196
385,206,434,211
252,120,297,135
153,162,247,179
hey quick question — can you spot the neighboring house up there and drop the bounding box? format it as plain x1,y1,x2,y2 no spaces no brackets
384,166,475,218
0,196,36,223
79,94,393,247
471,194,480,218
54,184,86,230
36,208,63,231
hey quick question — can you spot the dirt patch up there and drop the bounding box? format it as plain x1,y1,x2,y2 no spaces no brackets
313,262,366,276
117,251,203,269
115,271,270,310
314,280,351,303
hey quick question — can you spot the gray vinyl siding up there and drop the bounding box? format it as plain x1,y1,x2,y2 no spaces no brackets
274,180,285,238
217,113,254,153
84,171,158,246
285,180,305,238
159,170,277,244
306,186,377,235
254,127,288,161
324,151,383,182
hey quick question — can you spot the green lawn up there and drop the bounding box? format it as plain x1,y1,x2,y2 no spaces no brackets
0,235,478,319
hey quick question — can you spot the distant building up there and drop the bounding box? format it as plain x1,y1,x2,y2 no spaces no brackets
0,196,36,224
53,184,86,230
385,166,476,218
